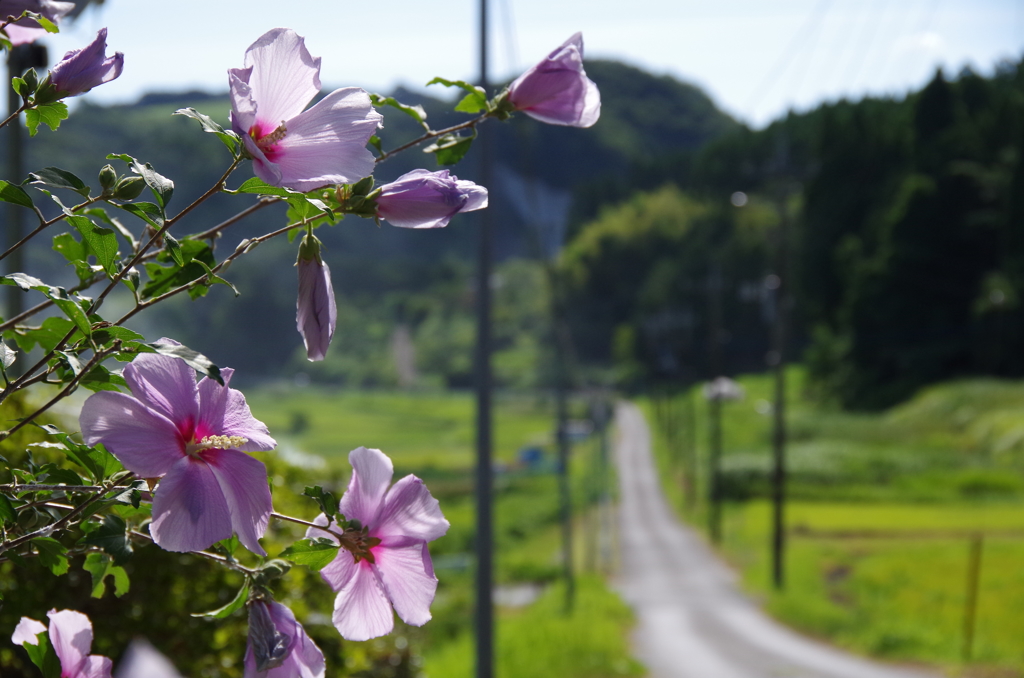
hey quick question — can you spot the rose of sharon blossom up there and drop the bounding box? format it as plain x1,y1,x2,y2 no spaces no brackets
295,233,336,361
49,28,124,97
307,447,449,641
1,0,72,44
229,28,382,191
80,341,276,555
508,32,600,128
12,610,113,678
244,599,325,678
376,169,488,229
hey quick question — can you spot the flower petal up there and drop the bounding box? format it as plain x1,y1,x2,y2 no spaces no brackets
11,617,46,645
319,541,357,591
196,368,276,451
262,601,326,678
78,654,114,678
205,449,272,557
46,609,92,675
270,87,381,192
123,347,200,431
149,457,232,552
339,447,393,527
243,28,321,126
508,32,600,128
114,638,183,678
331,561,394,641
374,539,438,627
79,391,182,477
375,475,449,543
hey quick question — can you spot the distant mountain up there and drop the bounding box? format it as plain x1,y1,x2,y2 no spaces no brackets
15,60,737,378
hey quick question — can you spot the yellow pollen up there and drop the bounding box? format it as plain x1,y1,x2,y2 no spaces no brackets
255,121,288,147
199,435,248,450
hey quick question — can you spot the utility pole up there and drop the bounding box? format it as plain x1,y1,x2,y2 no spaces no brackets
473,0,494,674
5,44,46,327
706,263,724,544
769,192,790,591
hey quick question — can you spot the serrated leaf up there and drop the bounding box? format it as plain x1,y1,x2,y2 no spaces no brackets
369,93,429,127
174,107,240,155
424,129,477,166
303,486,339,519
45,287,91,336
233,176,295,197
114,201,164,228
194,260,239,297
25,102,68,136
82,552,130,599
14,316,76,353
38,463,83,486
32,537,69,576
192,581,249,619
455,90,488,114
68,215,118,275
0,180,34,208
22,629,61,678
145,340,223,385
164,233,185,267
80,514,132,565
28,167,89,197
58,436,121,481
426,77,486,99
279,538,340,571
0,340,15,369
0,493,16,524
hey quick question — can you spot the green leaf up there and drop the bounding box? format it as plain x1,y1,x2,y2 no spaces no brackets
145,340,223,385
174,107,241,155
455,90,488,114
25,101,69,136
303,486,339,519
368,135,383,155
424,129,477,166
32,537,69,576
13,316,76,353
191,581,249,619
426,77,487,100
83,552,130,599
57,435,122,481
233,176,296,197
79,365,127,393
369,93,429,128
0,180,34,208
163,233,185,267
11,76,31,99
286,194,334,224
38,463,83,486
22,630,61,678
45,287,91,336
216,535,240,558
0,340,16,370
106,154,174,210
69,215,118,275
193,260,239,297
85,207,138,250
80,514,132,565
33,13,58,33
114,201,164,228
140,239,215,300
28,167,89,197
1,271,46,289
0,493,16,525
279,538,340,571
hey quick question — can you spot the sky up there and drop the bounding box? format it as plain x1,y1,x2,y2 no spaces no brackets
40,0,1024,128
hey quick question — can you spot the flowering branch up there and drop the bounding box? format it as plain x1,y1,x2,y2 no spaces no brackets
375,112,491,164
128,529,259,576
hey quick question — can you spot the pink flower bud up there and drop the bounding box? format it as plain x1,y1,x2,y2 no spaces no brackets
508,32,600,128
296,234,337,362
376,169,488,229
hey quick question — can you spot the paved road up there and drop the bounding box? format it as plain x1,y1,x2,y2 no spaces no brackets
613,402,940,678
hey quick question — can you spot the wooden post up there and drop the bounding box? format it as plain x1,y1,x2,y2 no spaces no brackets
962,533,984,662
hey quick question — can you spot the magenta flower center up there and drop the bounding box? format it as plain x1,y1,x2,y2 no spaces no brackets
249,120,288,162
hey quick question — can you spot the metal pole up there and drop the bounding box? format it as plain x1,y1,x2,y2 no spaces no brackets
6,49,27,325
473,0,493,675
770,195,790,590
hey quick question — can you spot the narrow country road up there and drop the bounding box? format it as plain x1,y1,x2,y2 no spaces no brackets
613,402,940,678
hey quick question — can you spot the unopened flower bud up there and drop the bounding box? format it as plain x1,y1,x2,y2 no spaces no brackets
112,176,145,200
98,165,117,191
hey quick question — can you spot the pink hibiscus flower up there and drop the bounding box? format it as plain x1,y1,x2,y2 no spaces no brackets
79,341,276,555
12,609,113,678
229,28,382,192
307,447,449,641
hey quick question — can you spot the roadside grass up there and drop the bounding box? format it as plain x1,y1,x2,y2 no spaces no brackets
247,386,638,678
643,371,1024,675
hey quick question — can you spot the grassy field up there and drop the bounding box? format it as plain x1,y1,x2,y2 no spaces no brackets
644,370,1024,676
247,386,639,678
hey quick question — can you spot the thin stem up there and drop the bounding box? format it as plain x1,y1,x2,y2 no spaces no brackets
128,529,258,575
375,113,490,164
0,195,103,264
0,100,27,132
0,477,128,556
0,484,105,493
0,345,115,441
271,511,331,532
